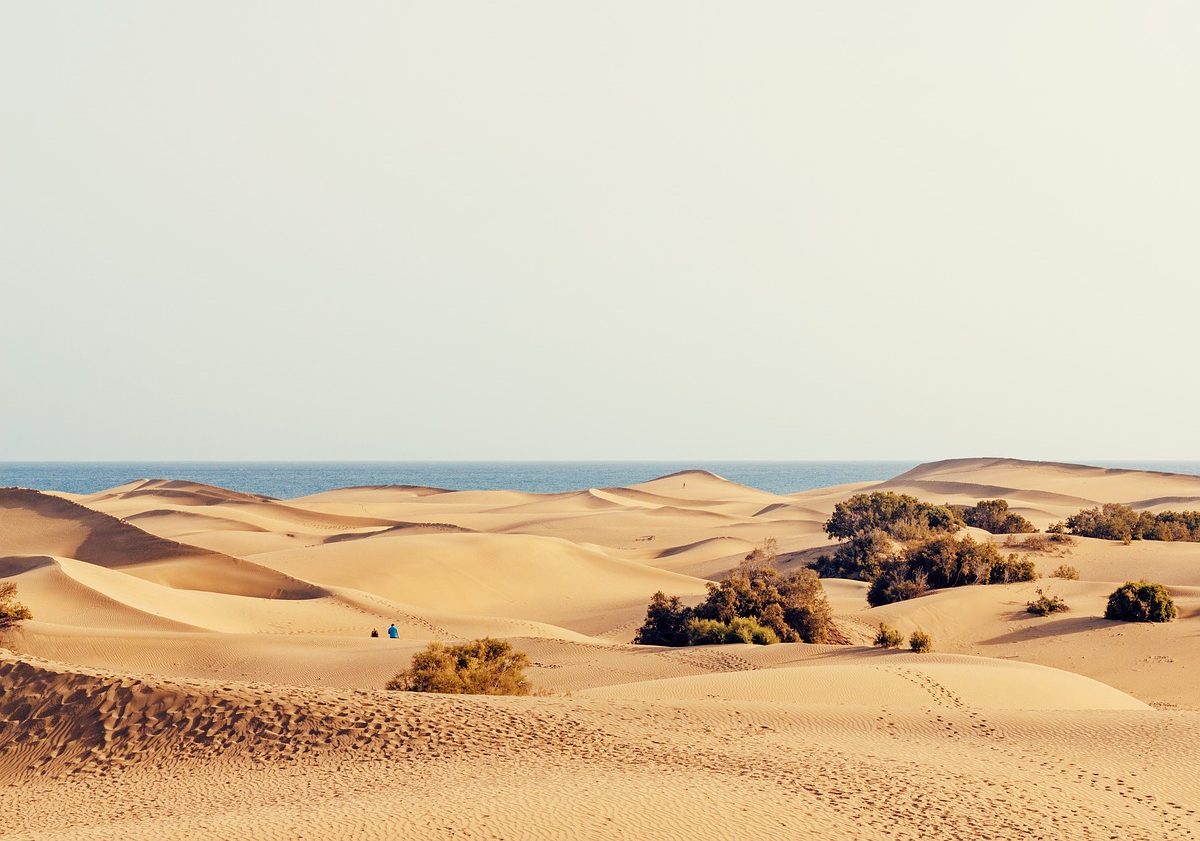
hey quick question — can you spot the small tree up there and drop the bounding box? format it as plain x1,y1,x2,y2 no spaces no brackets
1104,581,1176,623
387,638,531,695
0,582,32,630
873,622,903,649
633,591,694,646
909,630,933,653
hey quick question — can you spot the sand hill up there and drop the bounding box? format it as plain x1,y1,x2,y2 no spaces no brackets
3,460,1200,838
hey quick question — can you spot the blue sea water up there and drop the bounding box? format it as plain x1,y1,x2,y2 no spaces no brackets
3,460,1199,500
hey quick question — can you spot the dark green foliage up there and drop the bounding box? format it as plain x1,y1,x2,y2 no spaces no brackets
0,582,31,630
1066,504,1200,543
1026,588,1069,616
824,492,960,542
1104,581,1177,623
909,630,933,653
953,499,1036,534
387,638,531,695
867,566,928,607
634,591,694,646
635,540,846,647
811,529,893,581
865,535,1036,606
873,622,904,649
686,616,780,645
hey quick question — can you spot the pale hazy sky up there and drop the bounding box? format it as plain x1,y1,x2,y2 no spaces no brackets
2,3,1197,460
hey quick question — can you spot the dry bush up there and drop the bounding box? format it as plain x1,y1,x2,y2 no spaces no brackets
909,630,933,653
873,622,903,649
1050,564,1079,580
0,582,32,630
387,638,531,695
1026,588,1069,616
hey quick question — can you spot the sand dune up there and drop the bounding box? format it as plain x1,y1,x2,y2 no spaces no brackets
2,652,1198,840
0,488,322,598
4,459,1200,838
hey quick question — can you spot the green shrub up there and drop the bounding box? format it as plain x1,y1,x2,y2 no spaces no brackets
0,582,31,630
811,529,893,581
1065,504,1200,543
1050,564,1079,580
636,540,845,647
634,591,694,646
953,499,1036,534
865,535,1036,606
1026,588,1069,616
1104,581,1177,623
825,492,960,543
909,630,933,653
873,622,904,649
387,638,531,695
686,616,779,645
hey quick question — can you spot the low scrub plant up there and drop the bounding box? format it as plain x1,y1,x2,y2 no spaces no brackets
909,630,933,653
686,616,779,645
873,622,904,649
1050,564,1079,580
1026,588,1069,616
387,638,531,695
0,582,31,630
1104,581,1177,623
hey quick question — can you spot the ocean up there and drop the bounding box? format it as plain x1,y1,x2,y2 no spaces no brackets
3,460,1200,499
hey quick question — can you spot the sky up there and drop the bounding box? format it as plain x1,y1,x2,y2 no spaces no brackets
2,2,1198,460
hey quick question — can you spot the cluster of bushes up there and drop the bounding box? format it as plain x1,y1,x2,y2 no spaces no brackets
872,622,933,653
866,534,1036,606
813,492,962,582
0,582,31,630
386,638,531,695
812,493,1039,607
635,540,844,647
1057,504,1200,543
951,499,1035,534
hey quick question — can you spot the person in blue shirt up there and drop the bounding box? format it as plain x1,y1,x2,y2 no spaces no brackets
387,623,399,639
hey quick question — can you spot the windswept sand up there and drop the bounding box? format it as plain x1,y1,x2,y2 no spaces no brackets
3,460,1200,838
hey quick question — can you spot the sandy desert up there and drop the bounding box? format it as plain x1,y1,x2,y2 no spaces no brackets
2,457,1200,839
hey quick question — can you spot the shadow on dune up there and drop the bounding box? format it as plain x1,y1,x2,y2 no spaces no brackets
980,614,1110,645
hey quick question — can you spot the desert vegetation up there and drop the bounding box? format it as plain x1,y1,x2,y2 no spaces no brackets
1026,588,1069,616
1050,564,1080,580
873,622,903,649
0,582,32,630
1061,504,1200,543
1104,581,1177,623
386,638,531,695
635,540,844,646
952,499,1036,534
814,493,1036,607
909,630,933,653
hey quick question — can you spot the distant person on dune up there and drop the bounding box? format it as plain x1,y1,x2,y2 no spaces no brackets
371,628,379,638
387,624,399,639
